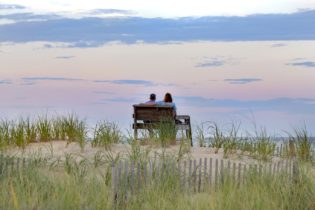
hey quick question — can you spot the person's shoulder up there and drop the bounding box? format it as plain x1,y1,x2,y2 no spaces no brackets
145,101,156,105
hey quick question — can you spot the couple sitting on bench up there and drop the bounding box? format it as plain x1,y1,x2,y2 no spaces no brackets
143,92,181,124
133,92,192,145
144,93,177,112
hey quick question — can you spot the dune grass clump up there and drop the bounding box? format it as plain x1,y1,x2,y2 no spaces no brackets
155,121,177,146
24,117,37,144
209,123,225,154
292,127,313,161
36,114,52,142
62,114,87,150
91,121,122,149
0,114,89,150
0,119,13,147
250,129,276,161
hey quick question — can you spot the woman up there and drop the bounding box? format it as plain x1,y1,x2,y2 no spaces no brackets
159,92,177,113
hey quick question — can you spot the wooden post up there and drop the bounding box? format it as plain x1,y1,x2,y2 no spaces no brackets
10,157,14,174
220,159,224,184
193,159,197,192
133,106,138,140
130,162,135,193
143,161,147,186
227,160,231,179
178,161,182,190
215,159,218,189
233,162,236,182
292,159,299,184
209,158,212,188
137,162,141,191
188,160,192,190
124,160,129,195
183,161,187,189
16,158,20,173
238,163,241,185
198,158,202,192
0,154,3,174
111,161,117,202
243,165,247,184
204,157,207,191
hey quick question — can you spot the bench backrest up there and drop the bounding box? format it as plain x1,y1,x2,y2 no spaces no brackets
133,104,175,122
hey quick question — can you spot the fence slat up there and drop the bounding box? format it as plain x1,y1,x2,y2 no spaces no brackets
137,162,141,191
143,161,147,185
198,158,202,192
189,160,192,190
130,162,135,193
209,158,212,188
233,162,236,182
220,159,224,184
183,160,187,189
238,163,241,185
215,159,218,189
204,157,207,192
193,159,197,192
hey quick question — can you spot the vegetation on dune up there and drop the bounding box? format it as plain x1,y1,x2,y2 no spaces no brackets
0,150,315,210
0,114,315,209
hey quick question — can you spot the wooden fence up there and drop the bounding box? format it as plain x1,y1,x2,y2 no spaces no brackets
111,157,298,195
0,153,299,196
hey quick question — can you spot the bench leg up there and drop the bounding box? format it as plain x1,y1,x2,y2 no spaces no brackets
134,128,138,140
186,129,193,146
184,118,193,146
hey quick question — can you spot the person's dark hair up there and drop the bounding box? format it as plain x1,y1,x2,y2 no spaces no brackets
163,92,173,103
150,93,156,101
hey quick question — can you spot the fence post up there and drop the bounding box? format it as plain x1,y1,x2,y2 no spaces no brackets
198,158,202,192
130,162,135,193
203,157,207,192
0,154,3,174
183,160,187,189
209,158,212,188
193,159,197,192
237,163,241,186
137,162,141,191
220,159,224,185
16,158,20,173
188,160,192,190
292,159,299,184
233,162,236,182
111,161,117,202
143,161,147,186
215,159,218,189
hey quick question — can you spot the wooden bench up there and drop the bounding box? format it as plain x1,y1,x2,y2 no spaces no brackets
132,104,192,146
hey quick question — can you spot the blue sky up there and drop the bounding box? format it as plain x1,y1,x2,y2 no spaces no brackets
1,1,315,134
1,6,315,45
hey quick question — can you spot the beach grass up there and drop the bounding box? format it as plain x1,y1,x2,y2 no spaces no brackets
0,151,315,210
1,114,315,209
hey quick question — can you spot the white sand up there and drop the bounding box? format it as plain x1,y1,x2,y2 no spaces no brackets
2,141,283,165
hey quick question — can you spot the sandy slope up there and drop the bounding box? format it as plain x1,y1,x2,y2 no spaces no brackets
2,141,283,165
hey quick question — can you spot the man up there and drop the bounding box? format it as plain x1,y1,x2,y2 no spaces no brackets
145,93,156,105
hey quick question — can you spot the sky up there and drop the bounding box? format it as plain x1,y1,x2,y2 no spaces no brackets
1,0,315,18
1,1,315,136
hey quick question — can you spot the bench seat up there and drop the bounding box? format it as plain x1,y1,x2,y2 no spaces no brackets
132,104,192,145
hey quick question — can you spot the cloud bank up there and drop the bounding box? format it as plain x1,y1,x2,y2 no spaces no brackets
1,7,315,45
287,61,315,68
224,78,263,84
176,96,315,115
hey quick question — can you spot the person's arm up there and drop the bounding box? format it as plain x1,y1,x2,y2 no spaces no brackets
173,103,177,115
